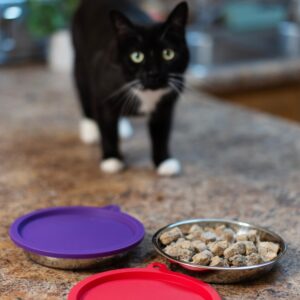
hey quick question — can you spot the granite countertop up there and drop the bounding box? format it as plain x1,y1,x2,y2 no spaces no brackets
0,65,299,299
189,57,300,92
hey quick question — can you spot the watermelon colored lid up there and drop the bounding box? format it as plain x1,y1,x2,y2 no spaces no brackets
9,205,145,259
68,262,221,300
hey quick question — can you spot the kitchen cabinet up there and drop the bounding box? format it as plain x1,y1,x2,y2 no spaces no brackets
216,83,300,122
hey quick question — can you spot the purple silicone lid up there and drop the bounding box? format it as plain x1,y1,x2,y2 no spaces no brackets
9,205,145,259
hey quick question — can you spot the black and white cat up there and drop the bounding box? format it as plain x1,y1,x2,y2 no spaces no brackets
72,0,190,176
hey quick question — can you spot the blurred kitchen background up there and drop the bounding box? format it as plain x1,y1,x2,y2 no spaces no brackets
1,0,300,122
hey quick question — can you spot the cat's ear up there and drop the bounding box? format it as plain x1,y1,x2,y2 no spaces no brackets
165,2,189,32
110,10,135,38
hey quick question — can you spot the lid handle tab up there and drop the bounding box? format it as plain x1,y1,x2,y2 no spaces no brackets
147,262,169,272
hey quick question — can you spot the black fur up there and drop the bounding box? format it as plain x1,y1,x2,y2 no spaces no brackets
72,0,189,168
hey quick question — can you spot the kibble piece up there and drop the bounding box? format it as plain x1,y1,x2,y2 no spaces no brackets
189,224,203,233
186,231,202,240
222,228,235,242
247,230,258,242
204,226,215,232
224,258,230,267
176,239,192,250
236,233,248,242
224,242,246,258
209,256,229,267
229,255,247,267
258,242,279,262
243,241,257,255
201,231,217,243
159,227,183,245
165,245,193,261
191,240,207,252
208,240,229,256
164,245,181,257
214,225,226,235
247,253,262,266
186,234,194,240
192,250,213,265
178,249,194,262
176,237,185,243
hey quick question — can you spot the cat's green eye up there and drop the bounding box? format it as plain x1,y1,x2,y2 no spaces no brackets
130,51,145,63
162,49,175,61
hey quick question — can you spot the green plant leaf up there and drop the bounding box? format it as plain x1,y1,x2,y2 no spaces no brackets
27,0,79,37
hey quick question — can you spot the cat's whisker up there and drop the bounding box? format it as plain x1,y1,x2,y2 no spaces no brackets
169,73,184,79
169,77,199,95
169,77,184,87
129,99,138,115
110,92,128,110
106,80,141,114
120,88,138,116
120,92,132,116
168,81,181,96
169,81,188,94
168,79,190,103
170,72,215,90
169,78,185,90
104,80,140,104
125,92,135,115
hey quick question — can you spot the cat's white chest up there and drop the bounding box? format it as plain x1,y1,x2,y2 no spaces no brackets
133,88,170,113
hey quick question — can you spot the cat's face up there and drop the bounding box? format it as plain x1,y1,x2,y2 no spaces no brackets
111,2,189,90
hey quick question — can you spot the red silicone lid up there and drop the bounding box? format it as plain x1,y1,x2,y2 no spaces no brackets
68,263,221,300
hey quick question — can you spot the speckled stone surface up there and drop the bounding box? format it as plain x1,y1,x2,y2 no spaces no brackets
189,58,300,92
0,65,299,299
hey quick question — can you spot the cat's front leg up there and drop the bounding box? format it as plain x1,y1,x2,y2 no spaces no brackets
149,99,181,177
97,109,124,174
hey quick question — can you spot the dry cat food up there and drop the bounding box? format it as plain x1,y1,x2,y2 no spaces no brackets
159,224,280,267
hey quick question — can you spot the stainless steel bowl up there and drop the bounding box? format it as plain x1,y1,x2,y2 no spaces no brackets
26,252,128,270
152,219,287,283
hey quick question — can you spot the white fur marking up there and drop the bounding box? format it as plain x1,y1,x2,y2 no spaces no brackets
133,88,171,113
100,158,125,174
119,118,133,139
79,118,99,144
80,118,133,144
157,158,181,176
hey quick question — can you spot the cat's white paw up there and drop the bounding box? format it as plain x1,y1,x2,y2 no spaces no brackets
157,158,181,177
119,118,133,140
80,118,132,144
100,158,125,174
79,118,100,144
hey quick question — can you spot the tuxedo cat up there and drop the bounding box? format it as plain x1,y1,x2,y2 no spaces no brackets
72,0,189,176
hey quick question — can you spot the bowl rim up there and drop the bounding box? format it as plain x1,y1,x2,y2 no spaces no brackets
152,218,287,271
